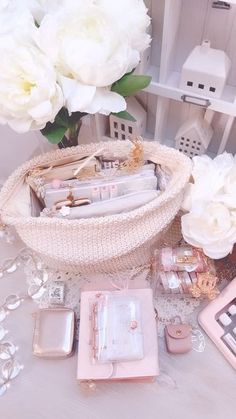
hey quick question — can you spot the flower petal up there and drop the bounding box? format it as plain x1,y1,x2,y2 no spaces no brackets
28,101,52,119
59,76,96,114
213,193,236,209
84,88,126,115
203,241,234,259
8,118,32,133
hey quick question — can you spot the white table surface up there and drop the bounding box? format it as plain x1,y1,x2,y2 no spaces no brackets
0,239,235,419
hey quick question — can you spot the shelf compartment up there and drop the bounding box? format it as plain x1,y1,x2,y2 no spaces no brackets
145,68,236,116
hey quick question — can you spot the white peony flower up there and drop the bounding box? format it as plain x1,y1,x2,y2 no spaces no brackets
182,202,236,259
21,0,65,24
0,37,64,133
95,0,151,52
0,1,36,39
210,166,236,208
182,152,235,212
224,166,236,195
38,0,150,115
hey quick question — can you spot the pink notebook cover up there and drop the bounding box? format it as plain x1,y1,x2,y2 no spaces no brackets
77,288,159,381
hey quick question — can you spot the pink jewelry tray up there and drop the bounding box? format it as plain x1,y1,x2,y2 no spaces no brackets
198,278,236,370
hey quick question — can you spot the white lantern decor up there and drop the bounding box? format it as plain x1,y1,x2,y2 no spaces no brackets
180,40,231,99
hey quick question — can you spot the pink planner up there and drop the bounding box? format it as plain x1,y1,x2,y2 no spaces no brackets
77,288,159,382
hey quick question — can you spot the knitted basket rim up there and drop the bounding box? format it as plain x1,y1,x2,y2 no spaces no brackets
0,140,192,226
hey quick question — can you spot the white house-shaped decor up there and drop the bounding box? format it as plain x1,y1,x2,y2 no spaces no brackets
179,40,231,99
109,97,147,141
175,115,213,157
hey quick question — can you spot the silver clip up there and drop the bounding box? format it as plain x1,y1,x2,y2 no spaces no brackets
181,95,211,108
212,1,231,10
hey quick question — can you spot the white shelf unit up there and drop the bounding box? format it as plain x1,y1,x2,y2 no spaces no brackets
95,0,236,156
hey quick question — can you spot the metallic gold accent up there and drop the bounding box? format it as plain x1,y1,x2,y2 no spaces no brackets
176,329,182,336
190,272,220,300
119,136,144,173
54,200,73,210
67,191,74,202
73,198,91,207
176,256,198,264
75,166,98,180
0,222,6,231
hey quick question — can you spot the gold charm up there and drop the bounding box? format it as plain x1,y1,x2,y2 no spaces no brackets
176,255,198,264
120,136,144,173
190,272,220,300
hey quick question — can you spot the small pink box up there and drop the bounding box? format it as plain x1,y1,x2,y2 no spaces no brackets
77,288,159,382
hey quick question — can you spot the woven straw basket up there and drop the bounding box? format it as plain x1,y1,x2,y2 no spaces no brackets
0,140,191,273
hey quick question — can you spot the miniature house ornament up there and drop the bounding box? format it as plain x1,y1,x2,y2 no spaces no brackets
180,40,231,99
175,114,213,157
109,97,147,141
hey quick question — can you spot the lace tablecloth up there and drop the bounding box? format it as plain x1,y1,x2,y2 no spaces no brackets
0,237,235,419
25,262,200,337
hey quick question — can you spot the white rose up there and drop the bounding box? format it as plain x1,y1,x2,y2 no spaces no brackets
181,152,235,212
181,202,236,259
0,37,63,133
212,166,236,208
224,166,236,195
38,0,150,114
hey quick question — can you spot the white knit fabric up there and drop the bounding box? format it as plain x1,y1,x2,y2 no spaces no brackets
0,141,191,273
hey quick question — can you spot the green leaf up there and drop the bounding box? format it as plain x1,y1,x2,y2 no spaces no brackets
111,74,151,97
54,108,70,128
40,108,88,144
41,123,67,144
68,111,87,128
112,110,136,122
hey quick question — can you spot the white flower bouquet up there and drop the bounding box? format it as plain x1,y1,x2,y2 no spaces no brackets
181,153,236,259
0,0,151,144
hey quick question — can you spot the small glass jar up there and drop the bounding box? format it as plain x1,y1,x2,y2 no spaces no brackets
153,271,194,296
151,246,216,297
153,246,209,273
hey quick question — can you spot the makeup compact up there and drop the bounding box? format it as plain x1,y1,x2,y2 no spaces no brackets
32,308,75,359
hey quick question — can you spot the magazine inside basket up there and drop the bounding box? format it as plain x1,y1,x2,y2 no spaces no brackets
3,141,175,221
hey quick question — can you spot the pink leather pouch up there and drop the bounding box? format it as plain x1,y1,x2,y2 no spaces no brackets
164,324,192,354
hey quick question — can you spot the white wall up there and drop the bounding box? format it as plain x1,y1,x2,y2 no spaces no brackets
0,126,54,186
